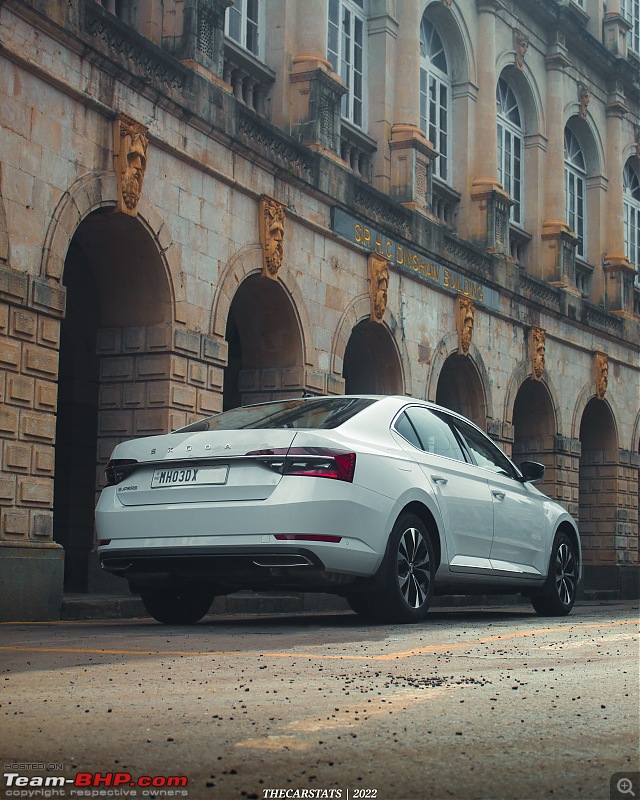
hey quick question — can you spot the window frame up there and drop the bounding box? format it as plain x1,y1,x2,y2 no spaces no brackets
624,161,640,286
564,127,587,259
419,16,451,184
225,0,263,60
496,77,524,226
327,0,368,130
622,0,640,54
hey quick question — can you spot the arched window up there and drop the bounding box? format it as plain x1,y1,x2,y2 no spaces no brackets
419,17,450,183
328,0,367,129
624,161,640,284
226,0,261,57
564,128,586,258
496,77,523,226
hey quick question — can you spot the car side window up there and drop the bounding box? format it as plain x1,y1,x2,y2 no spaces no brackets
451,419,516,477
404,407,466,462
393,411,422,449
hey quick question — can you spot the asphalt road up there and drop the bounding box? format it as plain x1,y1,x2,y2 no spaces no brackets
1,602,638,800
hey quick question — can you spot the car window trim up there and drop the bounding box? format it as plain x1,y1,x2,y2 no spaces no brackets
393,406,472,466
447,416,519,480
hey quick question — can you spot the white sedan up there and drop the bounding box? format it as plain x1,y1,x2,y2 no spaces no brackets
95,395,581,624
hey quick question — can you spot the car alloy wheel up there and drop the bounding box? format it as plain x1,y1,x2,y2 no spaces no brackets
531,532,578,616
397,524,432,609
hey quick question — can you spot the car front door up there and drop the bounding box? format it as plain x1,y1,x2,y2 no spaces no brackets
449,419,549,576
393,407,495,569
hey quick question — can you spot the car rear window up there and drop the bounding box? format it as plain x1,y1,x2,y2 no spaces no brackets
175,397,378,433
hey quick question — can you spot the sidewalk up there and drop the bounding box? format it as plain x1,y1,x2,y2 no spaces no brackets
59,588,630,620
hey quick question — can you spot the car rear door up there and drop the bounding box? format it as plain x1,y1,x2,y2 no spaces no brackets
393,407,495,568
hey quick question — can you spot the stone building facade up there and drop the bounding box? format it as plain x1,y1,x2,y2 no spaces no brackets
0,0,638,620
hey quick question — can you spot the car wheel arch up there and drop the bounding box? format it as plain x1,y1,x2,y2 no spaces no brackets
556,520,581,570
397,501,442,571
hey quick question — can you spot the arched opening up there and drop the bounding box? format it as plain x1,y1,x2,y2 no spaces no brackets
512,379,557,498
578,397,618,575
223,274,304,409
342,319,403,395
435,353,486,429
54,209,172,592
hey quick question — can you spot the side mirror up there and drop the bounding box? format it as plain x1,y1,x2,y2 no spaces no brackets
518,461,545,483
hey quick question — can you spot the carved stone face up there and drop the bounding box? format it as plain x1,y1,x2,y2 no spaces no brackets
263,203,285,276
595,353,608,399
373,271,389,322
368,255,390,322
458,298,474,356
121,132,147,211
532,328,546,380
515,32,529,69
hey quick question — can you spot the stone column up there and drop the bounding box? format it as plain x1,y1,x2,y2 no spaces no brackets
289,0,346,158
470,0,512,252
472,0,500,195
387,2,436,215
541,37,578,288
603,0,632,58
604,89,635,315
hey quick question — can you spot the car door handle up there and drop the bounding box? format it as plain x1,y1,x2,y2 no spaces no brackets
431,475,448,485
492,490,506,500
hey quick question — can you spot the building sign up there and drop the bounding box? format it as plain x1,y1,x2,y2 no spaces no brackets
331,207,499,310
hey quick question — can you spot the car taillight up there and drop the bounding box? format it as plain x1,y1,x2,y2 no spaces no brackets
247,448,356,482
104,458,138,487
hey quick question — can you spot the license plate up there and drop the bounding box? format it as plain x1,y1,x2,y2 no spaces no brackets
151,465,229,488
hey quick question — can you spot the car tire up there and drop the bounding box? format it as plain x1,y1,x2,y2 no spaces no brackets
531,531,578,617
350,513,435,624
140,587,215,624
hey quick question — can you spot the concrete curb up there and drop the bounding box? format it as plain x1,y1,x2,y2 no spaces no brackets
58,591,635,621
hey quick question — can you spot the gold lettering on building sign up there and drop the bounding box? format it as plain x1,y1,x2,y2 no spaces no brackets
594,351,609,400
259,196,286,280
444,269,485,302
114,115,148,217
530,327,546,381
368,253,390,323
456,296,475,356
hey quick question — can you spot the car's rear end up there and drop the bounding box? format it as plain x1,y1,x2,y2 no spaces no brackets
95,397,397,601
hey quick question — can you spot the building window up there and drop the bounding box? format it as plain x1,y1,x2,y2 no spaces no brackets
564,128,586,259
328,0,366,129
624,161,640,285
622,0,640,54
226,0,261,58
496,78,523,226
419,17,450,183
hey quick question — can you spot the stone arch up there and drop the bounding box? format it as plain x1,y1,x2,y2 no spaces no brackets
495,60,545,138
571,381,621,446
426,332,494,427
39,171,179,318
632,408,640,454
331,294,409,395
564,111,605,177
210,243,314,369
503,358,563,434
422,0,476,86
54,191,179,594
0,169,10,264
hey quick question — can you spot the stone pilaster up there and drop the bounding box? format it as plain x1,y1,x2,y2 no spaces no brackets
171,0,234,84
470,0,507,249
0,267,66,620
604,91,635,315
541,37,579,290
389,125,437,217
603,0,632,58
289,56,346,159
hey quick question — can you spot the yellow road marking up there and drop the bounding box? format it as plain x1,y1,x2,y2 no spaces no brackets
0,619,636,660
